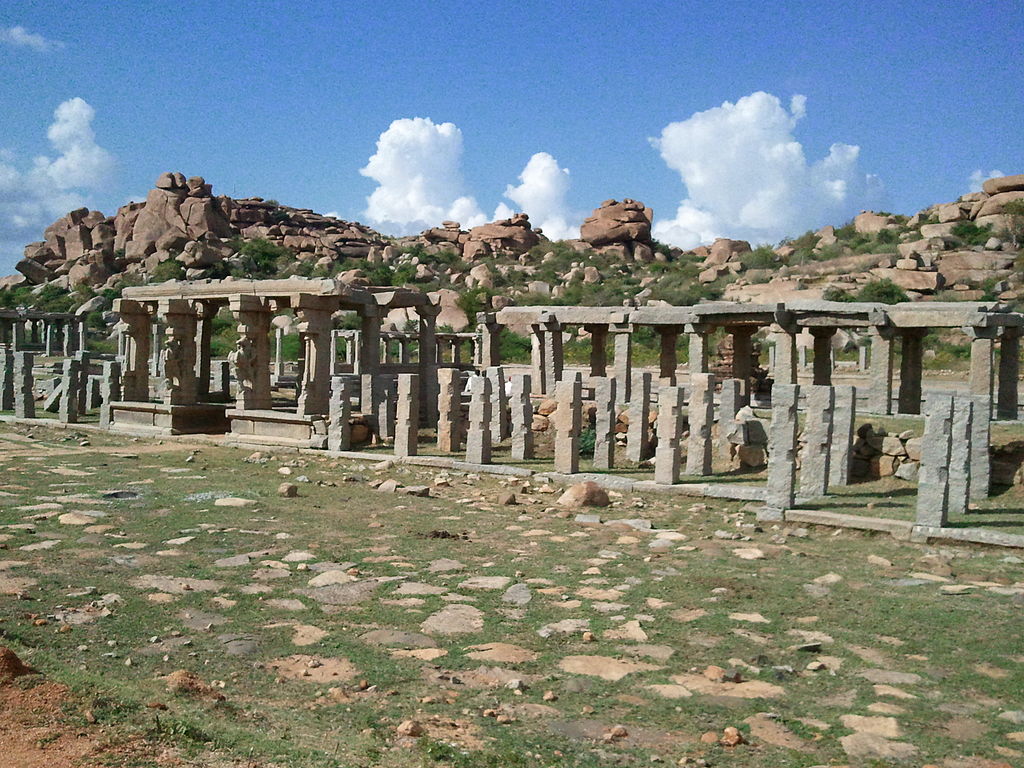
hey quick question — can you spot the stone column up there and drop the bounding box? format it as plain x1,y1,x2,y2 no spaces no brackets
585,324,608,377
99,360,122,429
655,385,685,484
509,373,534,460
12,319,25,351
916,393,954,528
799,385,835,499
867,326,894,414
13,351,34,418
330,330,343,375
44,322,57,356
718,378,742,463
965,326,997,400
73,350,90,413
417,303,440,423
375,374,397,442
685,372,715,476
612,324,632,403
625,370,652,462
465,374,492,464
997,327,1021,420
157,299,199,407
486,366,510,441
61,319,73,355
58,358,80,424
272,326,285,383
76,318,86,352
829,385,857,487
897,329,926,415
295,296,334,417
115,300,152,402
810,328,836,386
0,347,13,410
768,323,797,386
730,327,756,402
946,395,974,518
969,394,991,500
553,372,582,474
214,360,230,396
593,376,617,470
229,295,273,411
437,368,463,452
542,318,564,395
399,338,412,365
149,321,164,378
858,342,868,372
357,307,382,377
530,324,546,397
193,302,214,400
685,323,710,374
477,315,502,368
763,384,800,520
394,373,419,458
657,326,681,385
327,376,352,452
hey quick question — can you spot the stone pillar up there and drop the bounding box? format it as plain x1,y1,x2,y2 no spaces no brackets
295,296,333,417
829,385,857,487
0,347,13,410
44,322,57,356
12,319,25,351
509,373,534,461
625,371,652,462
330,330,343,376
997,327,1020,420
149,321,164,378
375,374,397,442
768,324,797,386
360,373,382,435
867,326,894,414
61,319,73,355
730,327,755,402
399,338,412,365
657,326,681,384
718,378,742,463
763,384,800,520
417,303,440,423
158,299,199,407
612,324,632,403
685,323,710,374
946,395,974,518
593,376,617,470
99,360,121,429
965,326,997,400
969,394,991,500
542,318,563,395
73,350,90,413
76,318,86,352
477,316,502,368
585,324,608,377
858,342,868,372
465,374,492,464
115,300,152,403
810,328,836,386
213,360,230,396
530,324,546,397
897,329,926,415
916,393,954,528
58,358,80,424
437,368,463,452
229,295,273,411
357,307,382,377
655,385,685,484
272,326,285,383
553,372,582,475
799,385,835,499
394,373,419,458
13,351,34,418
194,302,214,400
327,376,352,452
486,366,510,441
685,372,715,476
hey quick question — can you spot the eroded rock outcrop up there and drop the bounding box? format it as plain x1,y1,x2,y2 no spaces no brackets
580,199,654,261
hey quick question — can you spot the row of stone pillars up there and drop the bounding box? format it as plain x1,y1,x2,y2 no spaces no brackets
0,316,84,355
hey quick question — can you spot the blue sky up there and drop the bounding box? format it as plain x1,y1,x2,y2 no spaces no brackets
1,0,1022,272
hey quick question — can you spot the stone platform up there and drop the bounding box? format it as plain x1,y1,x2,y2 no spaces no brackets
226,408,328,449
108,401,229,435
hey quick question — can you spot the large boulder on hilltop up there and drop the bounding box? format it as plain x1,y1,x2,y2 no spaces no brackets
703,238,751,267
580,198,653,253
429,288,470,331
981,174,1024,196
975,190,1024,219
463,213,540,261
854,211,899,234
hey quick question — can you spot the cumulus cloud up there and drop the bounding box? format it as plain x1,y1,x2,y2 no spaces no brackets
493,152,578,240
360,117,486,234
968,169,1005,193
0,25,63,52
651,91,882,248
0,97,114,272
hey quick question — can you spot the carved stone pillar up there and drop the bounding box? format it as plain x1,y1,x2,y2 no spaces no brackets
295,295,334,417
584,324,608,377
114,299,152,402
810,327,837,386
229,295,273,411
157,299,199,406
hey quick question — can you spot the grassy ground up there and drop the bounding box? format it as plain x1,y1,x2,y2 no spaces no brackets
1,422,1023,767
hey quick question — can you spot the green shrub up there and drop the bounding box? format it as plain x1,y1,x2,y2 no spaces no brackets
578,427,596,458
149,259,185,282
741,245,777,270
499,330,531,364
951,221,993,246
856,279,909,304
233,238,292,278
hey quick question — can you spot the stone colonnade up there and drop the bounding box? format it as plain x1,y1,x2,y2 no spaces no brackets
0,310,84,356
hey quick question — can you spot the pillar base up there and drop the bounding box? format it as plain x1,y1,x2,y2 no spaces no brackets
108,401,229,436
226,408,328,449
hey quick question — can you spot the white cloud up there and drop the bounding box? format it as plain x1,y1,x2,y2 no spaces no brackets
0,97,114,272
968,169,1004,193
360,117,486,234
495,152,578,240
650,91,883,248
0,25,63,52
